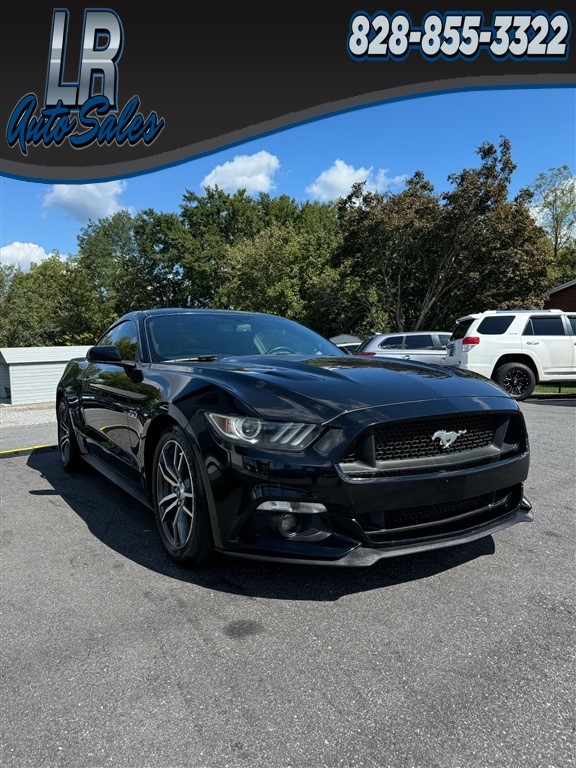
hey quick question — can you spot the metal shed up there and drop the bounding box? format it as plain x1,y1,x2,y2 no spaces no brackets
0,346,90,405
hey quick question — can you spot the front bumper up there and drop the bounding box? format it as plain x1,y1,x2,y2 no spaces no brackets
208,451,531,566
222,496,533,566
194,398,532,567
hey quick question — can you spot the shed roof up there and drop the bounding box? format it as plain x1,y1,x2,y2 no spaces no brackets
0,346,90,364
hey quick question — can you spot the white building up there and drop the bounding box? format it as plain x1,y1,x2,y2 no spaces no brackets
0,347,90,405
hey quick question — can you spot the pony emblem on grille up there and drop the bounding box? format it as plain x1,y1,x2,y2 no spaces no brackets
431,429,467,449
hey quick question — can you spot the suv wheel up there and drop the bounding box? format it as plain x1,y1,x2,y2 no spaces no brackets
494,362,536,401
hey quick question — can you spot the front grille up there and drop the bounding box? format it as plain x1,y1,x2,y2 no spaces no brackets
338,412,526,480
374,414,498,461
359,486,520,544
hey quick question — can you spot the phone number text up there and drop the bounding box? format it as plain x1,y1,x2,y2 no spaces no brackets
347,12,570,60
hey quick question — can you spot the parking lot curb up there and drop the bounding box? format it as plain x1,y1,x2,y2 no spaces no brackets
0,444,58,458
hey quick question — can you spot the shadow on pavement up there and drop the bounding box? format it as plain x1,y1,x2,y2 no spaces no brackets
27,450,496,601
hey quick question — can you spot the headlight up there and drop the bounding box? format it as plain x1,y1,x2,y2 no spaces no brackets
205,412,322,451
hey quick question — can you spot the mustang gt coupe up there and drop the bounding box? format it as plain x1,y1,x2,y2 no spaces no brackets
56,309,533,567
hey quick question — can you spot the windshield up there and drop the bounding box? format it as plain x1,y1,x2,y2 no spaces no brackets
146,312,345,362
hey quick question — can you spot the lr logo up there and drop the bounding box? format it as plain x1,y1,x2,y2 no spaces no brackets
46,10,124,109
7,8,165,155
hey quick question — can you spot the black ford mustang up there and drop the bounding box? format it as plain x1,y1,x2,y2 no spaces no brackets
56,308,533,567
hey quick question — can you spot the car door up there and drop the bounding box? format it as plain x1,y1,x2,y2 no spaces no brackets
401,333,438,363
375,335,404,357
79,319,143,480
521,315,573,376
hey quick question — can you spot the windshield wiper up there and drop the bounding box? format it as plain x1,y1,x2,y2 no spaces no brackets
165,355,219,362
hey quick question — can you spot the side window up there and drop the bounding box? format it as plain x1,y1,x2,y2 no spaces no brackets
404,334,434,350
378,336,403,349
98,320,139,361
523,316,566,336
477,316,515,334
568,316,576,335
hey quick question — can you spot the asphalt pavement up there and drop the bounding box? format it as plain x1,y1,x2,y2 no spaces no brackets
0,398,575,768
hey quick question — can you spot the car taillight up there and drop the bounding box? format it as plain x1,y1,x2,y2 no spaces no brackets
462,336,480,350
356,351,376,356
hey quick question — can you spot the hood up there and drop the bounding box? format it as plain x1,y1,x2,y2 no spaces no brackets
171,354,511,423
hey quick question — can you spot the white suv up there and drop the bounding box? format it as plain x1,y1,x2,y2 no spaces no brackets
444,309,576,400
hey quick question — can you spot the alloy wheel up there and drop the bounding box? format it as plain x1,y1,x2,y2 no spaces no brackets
156,439,196,549
58,404,70,464
502,368,531,397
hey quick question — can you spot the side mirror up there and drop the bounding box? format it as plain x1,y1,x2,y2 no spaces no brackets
86,345,123,364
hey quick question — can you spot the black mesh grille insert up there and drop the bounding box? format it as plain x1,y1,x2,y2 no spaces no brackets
340,442,358,463
357,485,522,544
374,414,498,461
385,494,487,529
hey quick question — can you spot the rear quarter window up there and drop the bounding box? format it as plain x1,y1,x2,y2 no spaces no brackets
476,316,515,335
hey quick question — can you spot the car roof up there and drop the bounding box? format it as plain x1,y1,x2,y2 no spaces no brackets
455,308,565,322
119,307,283,322
372,330,450,337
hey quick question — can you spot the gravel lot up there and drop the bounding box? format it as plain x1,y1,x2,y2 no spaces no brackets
1,398,575,768
0,402,57,451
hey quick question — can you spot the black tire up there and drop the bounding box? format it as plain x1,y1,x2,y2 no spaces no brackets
494,362,536,401
57,399,83,471
152,425,214,567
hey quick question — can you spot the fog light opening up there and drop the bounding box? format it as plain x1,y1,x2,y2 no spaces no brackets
252,500,331,541
278,513,299,538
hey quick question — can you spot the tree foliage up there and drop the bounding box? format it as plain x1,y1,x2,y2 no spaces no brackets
0,255,101,346
334,137,552,332
214,203,342,335
529,164,576,283
0,138,563,347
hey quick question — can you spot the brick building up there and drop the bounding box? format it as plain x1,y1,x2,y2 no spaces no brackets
544,278,576,312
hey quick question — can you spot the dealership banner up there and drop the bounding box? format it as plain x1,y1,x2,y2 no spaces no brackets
1,1,574,181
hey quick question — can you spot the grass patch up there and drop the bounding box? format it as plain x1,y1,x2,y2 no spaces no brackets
533,384,576,395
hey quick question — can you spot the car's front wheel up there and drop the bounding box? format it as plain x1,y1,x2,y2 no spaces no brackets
152,425,213,567
494,362,536,401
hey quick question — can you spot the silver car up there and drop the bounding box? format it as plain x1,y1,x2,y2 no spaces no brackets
355,331,452,364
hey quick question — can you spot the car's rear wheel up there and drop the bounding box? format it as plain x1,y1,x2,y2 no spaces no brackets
57,400,83,471
494,362,536,401
152,425,213,567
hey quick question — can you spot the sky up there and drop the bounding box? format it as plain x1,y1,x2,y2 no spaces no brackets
1,86,575,269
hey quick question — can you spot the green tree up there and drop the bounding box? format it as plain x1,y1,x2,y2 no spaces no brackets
75,209,156,323
0,263,17,303
530,164,576,282
0,255,101,346
334,137,552,332
75,208,198,321
178,187,309,307
334,171,442,332
215,204,343,336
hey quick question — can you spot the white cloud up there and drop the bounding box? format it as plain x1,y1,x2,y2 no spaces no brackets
42,180,128,222
201,151,280,194
306,159,406,202
0,242,50,270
